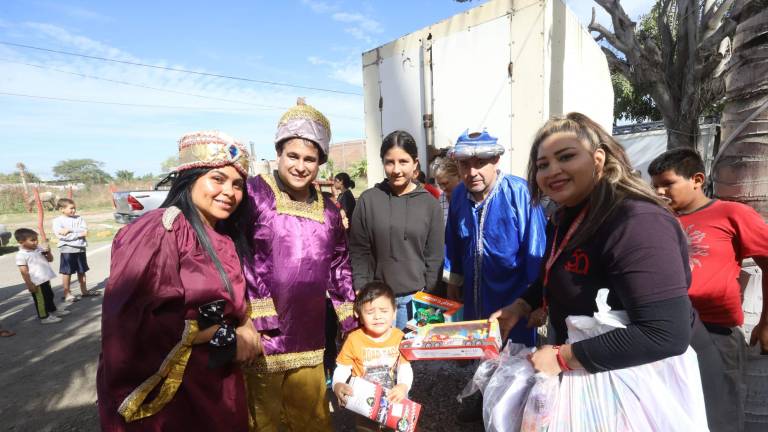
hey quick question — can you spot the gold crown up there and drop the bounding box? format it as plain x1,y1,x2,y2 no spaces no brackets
278,100,330,133
176,130,249,177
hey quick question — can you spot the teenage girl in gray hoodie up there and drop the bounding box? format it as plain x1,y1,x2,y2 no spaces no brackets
349,130,445,329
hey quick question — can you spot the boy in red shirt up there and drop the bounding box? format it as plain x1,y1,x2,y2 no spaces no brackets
650,148,768,432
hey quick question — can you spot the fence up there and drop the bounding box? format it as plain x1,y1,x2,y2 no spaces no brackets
0,181,155,215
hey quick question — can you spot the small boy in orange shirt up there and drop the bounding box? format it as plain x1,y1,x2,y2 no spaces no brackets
332,281,414,429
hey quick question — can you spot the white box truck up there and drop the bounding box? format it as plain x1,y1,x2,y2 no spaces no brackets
362,0,614,181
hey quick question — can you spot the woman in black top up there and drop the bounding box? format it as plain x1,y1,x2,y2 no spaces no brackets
334,172,356,221
492,112,693,375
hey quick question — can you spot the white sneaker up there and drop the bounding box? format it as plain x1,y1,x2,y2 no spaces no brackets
53,310,71,317
64,294,80,303
40,315,62,324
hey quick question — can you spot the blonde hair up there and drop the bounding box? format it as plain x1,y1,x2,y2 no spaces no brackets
527,112,669,247
431,156,459,180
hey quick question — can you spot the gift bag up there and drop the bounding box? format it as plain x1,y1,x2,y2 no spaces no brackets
480,344,537,432
520,372,559,431
522,289,709,432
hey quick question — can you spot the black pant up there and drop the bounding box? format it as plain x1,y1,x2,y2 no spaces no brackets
30,281,56,319
323,298,339,376
689,315,742,432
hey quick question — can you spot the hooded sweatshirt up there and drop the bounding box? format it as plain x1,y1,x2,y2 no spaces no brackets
349,180,444,296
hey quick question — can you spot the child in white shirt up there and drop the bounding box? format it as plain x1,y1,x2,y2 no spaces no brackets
14,228,70,324
53,198,96,302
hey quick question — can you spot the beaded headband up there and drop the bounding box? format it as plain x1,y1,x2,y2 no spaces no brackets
176,130,250,177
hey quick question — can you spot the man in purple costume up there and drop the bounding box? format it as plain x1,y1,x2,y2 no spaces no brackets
243,99,356,432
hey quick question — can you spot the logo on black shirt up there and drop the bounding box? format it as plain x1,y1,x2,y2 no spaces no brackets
565,248,590,275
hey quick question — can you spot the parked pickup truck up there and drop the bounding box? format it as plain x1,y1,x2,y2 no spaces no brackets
113,177,172,224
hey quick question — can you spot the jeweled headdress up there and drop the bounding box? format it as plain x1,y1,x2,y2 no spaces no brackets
175,130,250,177
450,129,505,160
275,98,331,164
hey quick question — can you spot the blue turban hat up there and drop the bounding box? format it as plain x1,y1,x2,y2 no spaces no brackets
450,129,504,160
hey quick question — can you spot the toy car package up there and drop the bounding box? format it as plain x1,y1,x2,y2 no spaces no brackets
344,377,421,432
405,292,464,331
399,320,502,361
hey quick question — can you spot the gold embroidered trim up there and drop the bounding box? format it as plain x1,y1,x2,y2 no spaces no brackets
249,348,325,373
249,297,278,319
334,302,354,322
162,206,182,231
278,104,330,133
261,174,325,223
118,320,199,422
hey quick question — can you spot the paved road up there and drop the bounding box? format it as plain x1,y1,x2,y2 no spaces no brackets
0,241,111,431
0,241,484,432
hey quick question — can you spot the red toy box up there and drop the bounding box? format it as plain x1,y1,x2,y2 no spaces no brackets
399,320,502,361
344,377,421,432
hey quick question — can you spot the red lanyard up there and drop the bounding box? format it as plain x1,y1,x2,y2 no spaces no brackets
543,206,589,288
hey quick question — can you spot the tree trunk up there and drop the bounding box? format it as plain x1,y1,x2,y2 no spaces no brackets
713,8,768,219
665,115,699,149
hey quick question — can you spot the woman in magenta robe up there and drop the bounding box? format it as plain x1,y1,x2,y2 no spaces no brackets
97,131,261,431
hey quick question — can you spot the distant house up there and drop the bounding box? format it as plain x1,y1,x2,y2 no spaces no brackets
328,139,365,171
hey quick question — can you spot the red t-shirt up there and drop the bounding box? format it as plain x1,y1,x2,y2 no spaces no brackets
679,200,768,326
423,183,441,199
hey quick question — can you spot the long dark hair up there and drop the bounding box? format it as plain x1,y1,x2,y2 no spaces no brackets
160,168,251,300
380,130,418,161
334,172,355,189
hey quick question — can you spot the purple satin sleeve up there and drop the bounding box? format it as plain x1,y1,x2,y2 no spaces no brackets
243,177,280,332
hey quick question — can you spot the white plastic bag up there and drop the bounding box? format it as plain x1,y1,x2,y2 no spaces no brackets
519,372,559,431
481,344,536,432
521,289,709,432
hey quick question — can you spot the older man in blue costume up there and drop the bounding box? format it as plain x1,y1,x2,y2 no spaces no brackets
445,130,545,423
444,130,546,346
242,100,356,432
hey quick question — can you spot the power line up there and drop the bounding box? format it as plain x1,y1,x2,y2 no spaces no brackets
0,58,287,109
0,91,283,111
0,40,363,96
0,90,363,119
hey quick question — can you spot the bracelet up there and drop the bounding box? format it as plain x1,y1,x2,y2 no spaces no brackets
553,345,572,372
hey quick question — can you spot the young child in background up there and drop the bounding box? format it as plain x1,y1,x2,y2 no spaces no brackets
15,228,70,324
333,281,414,431
53,198,97,302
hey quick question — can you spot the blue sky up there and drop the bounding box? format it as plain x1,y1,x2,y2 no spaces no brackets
0,0,653,179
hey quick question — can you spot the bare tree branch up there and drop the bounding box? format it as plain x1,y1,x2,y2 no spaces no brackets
658,0,675,69
594,0,640,55
588,7,630,53
591,0,744,148
601,46,631,76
